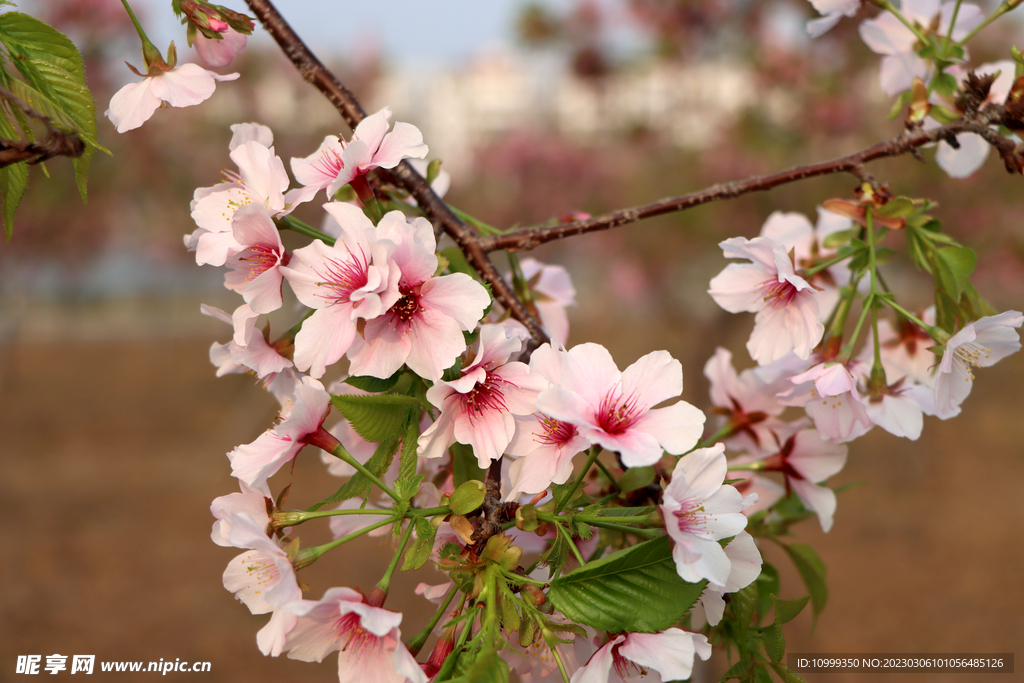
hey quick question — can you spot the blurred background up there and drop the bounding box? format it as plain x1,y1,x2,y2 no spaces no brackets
2,0,1023,681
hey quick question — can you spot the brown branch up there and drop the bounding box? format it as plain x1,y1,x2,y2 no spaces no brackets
0,85,85,168
243,0,548,345
477,108,1015,253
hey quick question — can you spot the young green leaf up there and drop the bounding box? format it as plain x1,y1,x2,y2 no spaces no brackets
330,393,421,443
782,543,827,623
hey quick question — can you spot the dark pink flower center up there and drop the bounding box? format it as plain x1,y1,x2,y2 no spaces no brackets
535,414,578,447
673,498,708,535
611,644,645,679
596,390,643,435
335,611,376,654
758,277,798,310
389,284,422,323
239,243,285,282
461,373,509,423
318,249,369,305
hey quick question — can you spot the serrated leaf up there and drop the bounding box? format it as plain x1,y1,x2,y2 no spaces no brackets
307,436,400,511
771,663,809,683
874,197,915,218
596,506,657,518
0,103,28,239
547,535,705,633
933,245,976,302
397,412,420,482
772,594,809,626
782,543,827,624
401,516,437,571
393,474,423,503
763,621,785,665
330,393,420,443
721,655,754,681
344,370,404,393
755,562,780,622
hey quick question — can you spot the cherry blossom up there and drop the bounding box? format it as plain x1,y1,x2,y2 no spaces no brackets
703,347,791,456
782,358,874,443
536,343,705,467
221,512,302,614
280,202,401,378
223,204,290,314
283,587,427,683
709,236,824,366
106,63,239,133
935,61,1018,178
417,325,547,467
505,343,591,500
660,444,754,587
806,0,862,37
757,429,848,532
516,257,578,346
227,376,331,489
570,629,711,683
211,481,272,547
346,212,491,381
186,129,308,266
934,311,1023,418
194,27,247,68
699,532,763,626
201,303,293,380
858,0,983,97
291,107,428,199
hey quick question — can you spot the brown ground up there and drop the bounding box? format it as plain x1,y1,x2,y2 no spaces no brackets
1,313,1022,683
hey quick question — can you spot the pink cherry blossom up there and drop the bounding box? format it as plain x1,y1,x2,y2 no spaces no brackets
280,202,401,378
223,204,289,314
935,61,1018,178
418,325,548,467
346,212,491,381
661,444,754,587
536,344,705,468
194,27,247,68
505,343,592,500
699,532,763,626
758,429,848,532
516,257,578,346
201,303,293,380
709,236,824,366
227,376,331,489
859,0,983,96
934,311,1023,418
106,63,239,133
704,346,791,456
211,481,272,547
187,130,309,266
290,107,428,199
284,587,427,683
221,512,302,614
806,0,862,37
782,358,873,443
570,629,711,683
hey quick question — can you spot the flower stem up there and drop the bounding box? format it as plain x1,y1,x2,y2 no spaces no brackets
557,522,587,565
593,458,622,492
940,0,963,55
278,215,335,245
955,0,1019,47
375,519,415,594
407,586,462,656
555,446,600,513
314,429,402,503
450,205,505,236
544,630,572,683
584,520,661,537
294,515,399,568
878,1,930,44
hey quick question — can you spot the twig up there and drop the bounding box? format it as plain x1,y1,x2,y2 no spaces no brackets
242,0,548,345
0,85,85,168
477,107,1015,253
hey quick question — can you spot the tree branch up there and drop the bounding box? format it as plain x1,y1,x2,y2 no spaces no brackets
243,0,548,345
477,107,1017,253
0,85,85,168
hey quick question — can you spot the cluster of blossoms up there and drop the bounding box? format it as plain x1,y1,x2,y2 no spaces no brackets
92,0,1023,680
187,106,788,681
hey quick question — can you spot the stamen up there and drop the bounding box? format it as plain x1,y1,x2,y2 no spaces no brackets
596,390,644,435
535,414,578,447
757,277,798,310
317,248,370,305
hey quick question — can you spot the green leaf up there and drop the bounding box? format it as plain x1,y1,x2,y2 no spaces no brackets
874,197,915,218
451,442,485,487
0,103,28,239
772,594,810,625
618,465,655,492
393,474,423,503
450,479,486,515
933,245,976,302
401,516,437,571
344,370,403,393
771,663,809,683
397,412,421,483
822,228,854,249
755,562,780,621
782,543,827,623
763,620,785,665
930,104,961,124
931,71,958,97
441,246,477,278
307,436,400,511
547,535,705,633
330,393,420,443
596,506,658,518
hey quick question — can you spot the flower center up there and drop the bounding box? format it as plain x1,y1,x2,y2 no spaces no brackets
535,414,578,447
611,644,646,679
390,285,422,323
673,498,709,535
242,555,279,594
239,244,285,281
461,373,509,422
314,148,345,179
757,277,798,310
596,390,643,435
335,612,376,654
954,341,992,380
317,248,369,305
